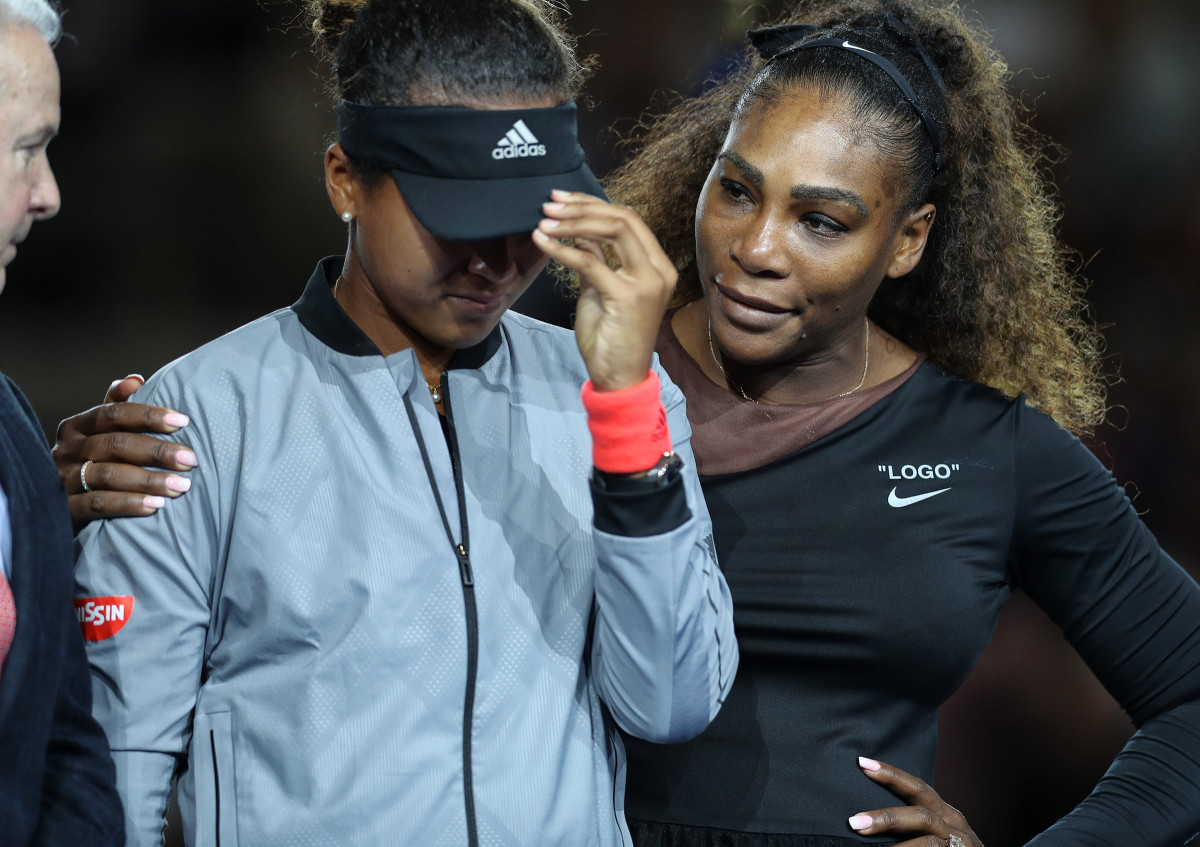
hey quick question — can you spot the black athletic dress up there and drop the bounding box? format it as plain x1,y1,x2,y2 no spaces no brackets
623,321,1200,847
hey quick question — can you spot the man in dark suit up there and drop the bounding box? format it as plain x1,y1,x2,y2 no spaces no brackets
0,2,124,843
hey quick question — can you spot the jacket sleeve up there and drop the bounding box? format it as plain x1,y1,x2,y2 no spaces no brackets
1009,405,1200,846
588,361,738,743
73,371,223,847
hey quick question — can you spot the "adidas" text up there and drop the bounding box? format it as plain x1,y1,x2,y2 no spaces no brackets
492,119,547,160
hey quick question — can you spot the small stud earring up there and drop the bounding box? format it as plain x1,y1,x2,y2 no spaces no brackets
341,211,354,223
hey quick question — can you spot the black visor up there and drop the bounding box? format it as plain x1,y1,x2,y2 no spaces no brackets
337,100,606,242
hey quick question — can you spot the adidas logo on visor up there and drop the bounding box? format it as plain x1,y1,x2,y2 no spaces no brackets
492,119,547,160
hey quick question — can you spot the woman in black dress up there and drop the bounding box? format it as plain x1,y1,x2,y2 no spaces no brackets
558,0,1198,844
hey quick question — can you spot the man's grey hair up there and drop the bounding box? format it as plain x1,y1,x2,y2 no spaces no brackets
0,0,61,44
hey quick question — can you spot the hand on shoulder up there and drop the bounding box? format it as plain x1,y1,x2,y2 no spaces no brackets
54,375,197,531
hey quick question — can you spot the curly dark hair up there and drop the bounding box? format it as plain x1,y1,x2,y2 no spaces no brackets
606,0,1106,434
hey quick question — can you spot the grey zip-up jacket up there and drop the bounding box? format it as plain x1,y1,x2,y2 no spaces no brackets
74,258,737,847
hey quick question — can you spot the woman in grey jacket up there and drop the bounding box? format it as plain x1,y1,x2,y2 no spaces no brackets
63,1,737,845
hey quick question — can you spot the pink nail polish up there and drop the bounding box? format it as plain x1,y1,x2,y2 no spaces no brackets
165,476,191,494
176,450,198,468
164,412,190,428
144,496,166,509
848,814,873,831
858,756,882,772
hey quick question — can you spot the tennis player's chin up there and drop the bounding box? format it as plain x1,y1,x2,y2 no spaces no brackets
427,308,508,352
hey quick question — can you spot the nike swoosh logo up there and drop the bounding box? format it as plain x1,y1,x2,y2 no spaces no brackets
888,486,951,508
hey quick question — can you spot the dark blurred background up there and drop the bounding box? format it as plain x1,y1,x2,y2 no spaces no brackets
2,1,1198,843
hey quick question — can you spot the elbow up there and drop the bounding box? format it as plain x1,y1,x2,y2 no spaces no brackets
619,696,722,744
616,711,705,745
616,665,737,745
660,647,739,744
655,713,716,745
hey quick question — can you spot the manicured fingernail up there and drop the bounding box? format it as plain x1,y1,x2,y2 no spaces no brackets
165,475,191,494
531,229,551,241
858,756,882,772
126,373,146,383
176,449,198,468
164,412,190,428
144,496,166,509
848,814,873,831
550,189,570,199
539,218,560,230
542,201,565,212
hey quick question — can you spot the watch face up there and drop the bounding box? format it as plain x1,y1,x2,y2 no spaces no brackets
656,452,683,485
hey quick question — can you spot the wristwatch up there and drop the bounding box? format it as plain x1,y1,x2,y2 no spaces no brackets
646,451,684,486
593,451,684,492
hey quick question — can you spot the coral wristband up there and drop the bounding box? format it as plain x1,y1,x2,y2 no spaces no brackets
581,371,674,474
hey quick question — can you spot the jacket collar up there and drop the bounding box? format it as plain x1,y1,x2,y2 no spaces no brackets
292,256,503,369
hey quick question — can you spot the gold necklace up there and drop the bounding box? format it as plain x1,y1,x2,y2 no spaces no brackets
333,276,442,404
707,322,755,403
707,317,871,404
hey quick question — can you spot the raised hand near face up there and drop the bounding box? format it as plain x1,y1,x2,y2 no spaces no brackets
848,757,983,847
533,190,677,392
53,374,196,531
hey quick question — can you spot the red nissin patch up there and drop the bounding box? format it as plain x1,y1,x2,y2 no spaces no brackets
74,596,134,641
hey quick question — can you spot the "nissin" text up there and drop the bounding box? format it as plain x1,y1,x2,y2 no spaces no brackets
77,600,127,626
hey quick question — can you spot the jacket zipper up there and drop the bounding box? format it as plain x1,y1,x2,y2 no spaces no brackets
403,374,480,847
442,379,480,847
210,729,222,847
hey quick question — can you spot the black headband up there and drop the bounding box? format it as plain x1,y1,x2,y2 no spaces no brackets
336,100,605,241
747,21,945,175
